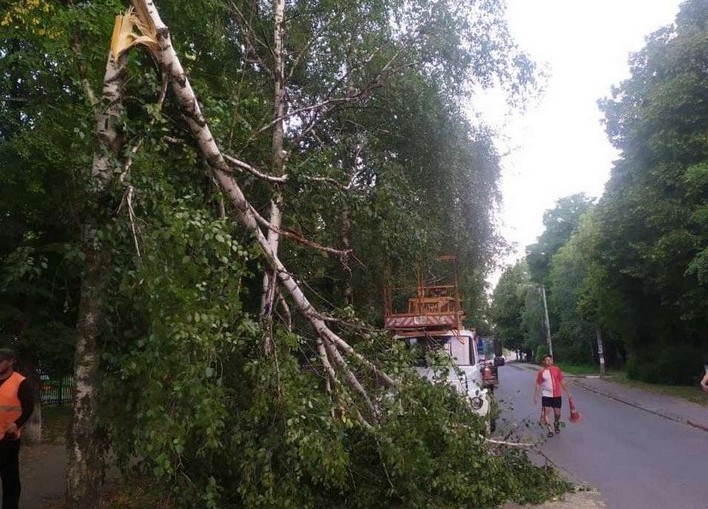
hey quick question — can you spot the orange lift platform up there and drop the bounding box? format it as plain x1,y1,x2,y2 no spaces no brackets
383,256,466,336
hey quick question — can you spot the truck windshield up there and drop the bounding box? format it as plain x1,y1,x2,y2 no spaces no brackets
406,336,472,366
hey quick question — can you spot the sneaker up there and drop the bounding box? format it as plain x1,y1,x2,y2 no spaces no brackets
554,424,561,434
547,431,554,438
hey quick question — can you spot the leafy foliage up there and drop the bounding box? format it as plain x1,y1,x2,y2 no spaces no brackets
0,0,574,506
592,0,708,381
526,194,594,286
489,261,530,352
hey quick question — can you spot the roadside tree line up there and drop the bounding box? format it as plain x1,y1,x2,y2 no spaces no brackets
491,0,708,387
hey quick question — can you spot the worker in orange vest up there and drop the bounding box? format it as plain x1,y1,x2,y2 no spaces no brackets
0,348,33,509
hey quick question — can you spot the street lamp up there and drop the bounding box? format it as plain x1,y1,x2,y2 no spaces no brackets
540,285,553,358
517,282,554,359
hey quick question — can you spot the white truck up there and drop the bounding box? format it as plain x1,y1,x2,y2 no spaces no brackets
404,330,491,417
383,257,494,421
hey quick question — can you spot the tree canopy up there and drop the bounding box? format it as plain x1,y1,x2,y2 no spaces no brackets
593,0,708,382
491,0,707,384
0,0,574,507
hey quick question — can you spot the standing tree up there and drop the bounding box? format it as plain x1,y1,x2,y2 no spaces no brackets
490,260,531,353
594,0,708,383
526,193,594,285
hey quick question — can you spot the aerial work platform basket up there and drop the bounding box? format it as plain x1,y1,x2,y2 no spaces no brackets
383,256,465,335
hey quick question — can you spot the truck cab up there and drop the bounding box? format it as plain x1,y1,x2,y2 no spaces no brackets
403,330,490,416
383,257,493,419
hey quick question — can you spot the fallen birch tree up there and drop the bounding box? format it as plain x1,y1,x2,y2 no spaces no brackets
61,1,571,507
130,0,395,397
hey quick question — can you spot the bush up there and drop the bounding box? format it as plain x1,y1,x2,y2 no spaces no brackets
626,345,703,385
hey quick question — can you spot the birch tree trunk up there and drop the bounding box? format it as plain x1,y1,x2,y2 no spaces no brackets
340,51,357,308
260,0,286,352
595,327,606,375
21,356,42,443
67,241,109,507
341,203,354,307
66,51,128,509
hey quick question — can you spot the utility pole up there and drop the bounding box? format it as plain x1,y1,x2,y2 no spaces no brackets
595,327,606,375
540,285,553,358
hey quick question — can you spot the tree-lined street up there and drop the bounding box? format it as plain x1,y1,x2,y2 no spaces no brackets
1,0,706,506
497,364,708,509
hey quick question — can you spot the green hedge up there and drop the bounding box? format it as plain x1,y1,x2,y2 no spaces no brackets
626,345,703,386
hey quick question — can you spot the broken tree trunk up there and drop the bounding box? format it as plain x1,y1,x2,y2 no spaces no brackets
66,36,132,509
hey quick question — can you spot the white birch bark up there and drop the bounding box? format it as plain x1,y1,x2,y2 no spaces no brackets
260,0,286,346
23,404,41,443
22,361,42,443
91,54,128,187
67,51,129,509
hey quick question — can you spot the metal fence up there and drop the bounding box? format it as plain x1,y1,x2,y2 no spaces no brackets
40,376,74,406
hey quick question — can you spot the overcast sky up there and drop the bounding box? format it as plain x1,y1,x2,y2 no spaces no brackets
479,0,684,271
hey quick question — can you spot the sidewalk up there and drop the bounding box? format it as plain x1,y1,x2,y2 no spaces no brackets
21,443,66,509
504,490,606,509
515,362,708,432
570,375,708,432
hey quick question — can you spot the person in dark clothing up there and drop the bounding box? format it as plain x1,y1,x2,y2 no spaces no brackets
0,348,34,509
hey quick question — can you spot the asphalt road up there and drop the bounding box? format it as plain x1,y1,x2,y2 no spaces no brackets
495,363,708,509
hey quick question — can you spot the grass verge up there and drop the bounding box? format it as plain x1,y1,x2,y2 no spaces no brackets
552,363,707,407
42,405,72,444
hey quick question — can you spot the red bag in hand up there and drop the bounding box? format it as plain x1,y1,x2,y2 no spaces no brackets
568,397,581,423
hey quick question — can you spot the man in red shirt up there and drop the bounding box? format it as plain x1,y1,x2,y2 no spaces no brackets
533,354,572,437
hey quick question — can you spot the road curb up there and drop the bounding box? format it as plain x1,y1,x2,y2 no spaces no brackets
687,419,708,432
571,379,708,434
